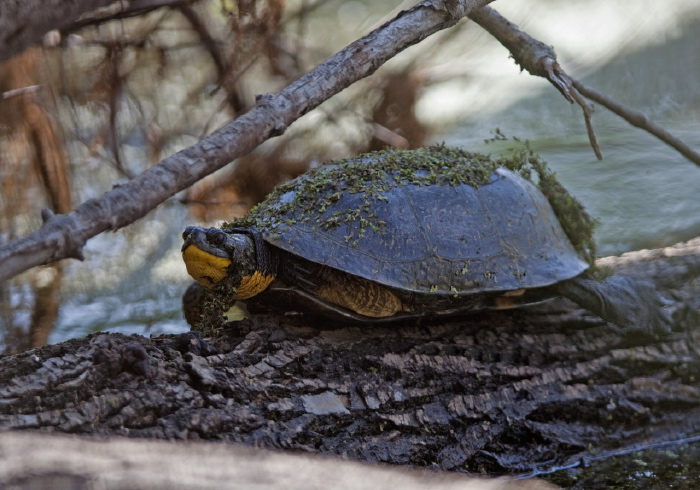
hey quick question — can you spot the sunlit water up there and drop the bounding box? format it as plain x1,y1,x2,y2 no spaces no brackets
49,3,700,344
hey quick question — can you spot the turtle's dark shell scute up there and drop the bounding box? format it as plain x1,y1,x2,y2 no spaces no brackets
226,146,589,296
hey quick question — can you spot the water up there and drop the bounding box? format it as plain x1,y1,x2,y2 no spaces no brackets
49,205,194,343
444,14,700,256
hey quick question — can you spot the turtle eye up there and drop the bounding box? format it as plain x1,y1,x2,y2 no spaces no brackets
206,229,227,246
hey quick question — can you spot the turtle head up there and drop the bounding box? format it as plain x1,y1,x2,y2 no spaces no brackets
181,226,276,299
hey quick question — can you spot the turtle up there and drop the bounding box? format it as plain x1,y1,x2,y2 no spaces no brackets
181,146,670,333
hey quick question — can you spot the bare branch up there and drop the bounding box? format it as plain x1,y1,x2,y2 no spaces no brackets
572,80,700,167
469,6,700,167
1,85,42,99
0,0,117,63
65,0,187,33
0,432,551,490
469,7,574,102
468,7,604,154
0,0,496,283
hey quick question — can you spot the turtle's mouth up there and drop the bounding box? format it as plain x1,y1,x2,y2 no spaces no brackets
182,244,232,288
181,226,232,288
181,225,276,298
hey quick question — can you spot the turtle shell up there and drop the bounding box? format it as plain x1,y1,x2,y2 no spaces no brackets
230,148,589,296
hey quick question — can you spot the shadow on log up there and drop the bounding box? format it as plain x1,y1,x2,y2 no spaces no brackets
0,239,699,482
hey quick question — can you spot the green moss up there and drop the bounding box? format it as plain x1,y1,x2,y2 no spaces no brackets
223,143,596,266
195,282,238,336
499,147,598,266
224,144,498,241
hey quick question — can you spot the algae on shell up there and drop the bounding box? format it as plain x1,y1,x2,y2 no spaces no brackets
224,144,597,266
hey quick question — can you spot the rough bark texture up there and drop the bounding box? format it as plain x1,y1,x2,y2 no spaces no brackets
0,0,495,283
0,239,698,479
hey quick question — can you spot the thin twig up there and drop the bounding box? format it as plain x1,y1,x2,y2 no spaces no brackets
1,85,42,99
469,6,700,167
573,80,700,167
569,89,603,160
178,4,225,75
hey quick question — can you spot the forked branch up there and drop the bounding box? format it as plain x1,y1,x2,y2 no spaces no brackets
469,6,700,166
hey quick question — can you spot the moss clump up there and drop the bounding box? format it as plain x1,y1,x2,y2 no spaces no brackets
183,282,238,335
224,144,499,243
500,147,598,266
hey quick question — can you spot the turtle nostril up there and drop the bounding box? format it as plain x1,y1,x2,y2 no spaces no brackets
206,228,227,246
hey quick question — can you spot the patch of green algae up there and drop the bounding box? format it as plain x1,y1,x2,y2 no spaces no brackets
223,143,596,265
499,147,597,266
224,144,498,244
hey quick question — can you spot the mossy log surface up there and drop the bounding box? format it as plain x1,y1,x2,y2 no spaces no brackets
1,239,699,477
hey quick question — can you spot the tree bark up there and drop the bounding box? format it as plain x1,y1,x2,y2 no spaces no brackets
0,238,698,477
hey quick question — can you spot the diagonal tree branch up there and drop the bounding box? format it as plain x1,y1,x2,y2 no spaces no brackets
469,6,700,167
468,7,573,101
67,0,187,32
0,0,117,63
0,0,495,283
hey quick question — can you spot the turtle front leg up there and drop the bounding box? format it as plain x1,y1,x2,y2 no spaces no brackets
555,275,672,335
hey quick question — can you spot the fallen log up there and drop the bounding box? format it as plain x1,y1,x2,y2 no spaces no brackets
0,238,698,480
0,431,555,490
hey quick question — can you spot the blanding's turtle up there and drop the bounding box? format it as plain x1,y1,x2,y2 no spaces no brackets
181,146,670,333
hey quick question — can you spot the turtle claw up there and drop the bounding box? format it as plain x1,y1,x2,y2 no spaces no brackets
557,275,673,336
604,276,673,335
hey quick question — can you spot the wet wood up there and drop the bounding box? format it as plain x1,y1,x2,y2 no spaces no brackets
0,238,698,479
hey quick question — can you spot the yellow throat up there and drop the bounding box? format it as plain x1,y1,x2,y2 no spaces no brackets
235,271,275,300
182,244,275,298
182,245,231,288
